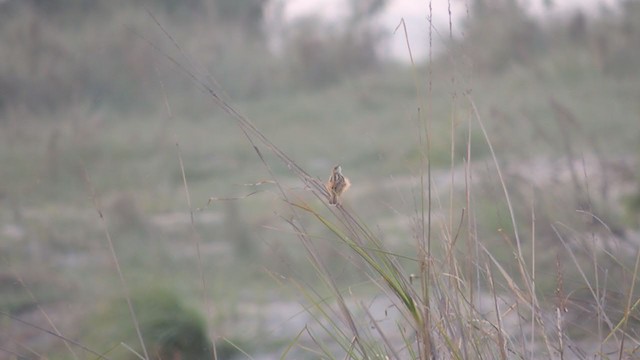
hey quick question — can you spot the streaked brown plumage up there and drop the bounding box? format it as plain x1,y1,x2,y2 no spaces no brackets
326,165,350,205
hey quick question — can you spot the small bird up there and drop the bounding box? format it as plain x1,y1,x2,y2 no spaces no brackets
326,165,351,205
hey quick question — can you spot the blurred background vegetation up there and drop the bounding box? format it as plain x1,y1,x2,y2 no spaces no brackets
1,0,639,358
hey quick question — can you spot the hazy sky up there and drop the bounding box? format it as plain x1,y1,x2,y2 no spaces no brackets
282,0,621,61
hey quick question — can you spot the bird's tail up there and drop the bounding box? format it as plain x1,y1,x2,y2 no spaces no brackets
329,192,338,205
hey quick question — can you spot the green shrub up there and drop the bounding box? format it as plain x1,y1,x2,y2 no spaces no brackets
88,288,215,360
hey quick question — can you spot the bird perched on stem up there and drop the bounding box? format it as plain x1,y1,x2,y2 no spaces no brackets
326,165,350,205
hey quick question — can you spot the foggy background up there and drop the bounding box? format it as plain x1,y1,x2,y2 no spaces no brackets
1,0,639,359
